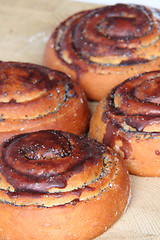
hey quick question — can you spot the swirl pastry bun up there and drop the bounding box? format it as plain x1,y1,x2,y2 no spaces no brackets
89,71,160,177
43,3,160,101
0,130,130,240
0,61,90,144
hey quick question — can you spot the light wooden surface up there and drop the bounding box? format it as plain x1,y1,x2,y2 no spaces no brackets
0,0,159,239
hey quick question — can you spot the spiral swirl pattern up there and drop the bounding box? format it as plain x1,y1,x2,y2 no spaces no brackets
0,61,89,143
44,3,160,100
0,130,130,207
103,71,160,133
90,71,160,176
58,4,159,65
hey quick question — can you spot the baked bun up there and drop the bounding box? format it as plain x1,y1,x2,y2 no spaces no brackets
0,61,90,144
43,3,160,101
89,71,160,177
0,130,130,240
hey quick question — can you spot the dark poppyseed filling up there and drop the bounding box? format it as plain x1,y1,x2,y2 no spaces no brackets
53,3,159,77
0,62,79,123
0,130,104,195
101,71,160,160
102,71,160,132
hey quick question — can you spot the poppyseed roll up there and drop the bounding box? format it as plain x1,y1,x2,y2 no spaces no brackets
0,130,130,240
89,71,160,177
0,61,90,144
43,3,160,101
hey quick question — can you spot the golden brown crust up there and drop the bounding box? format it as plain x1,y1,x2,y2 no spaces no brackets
0,130,130,240
0,61,90,144
89,71,160,177
43,3,160,101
